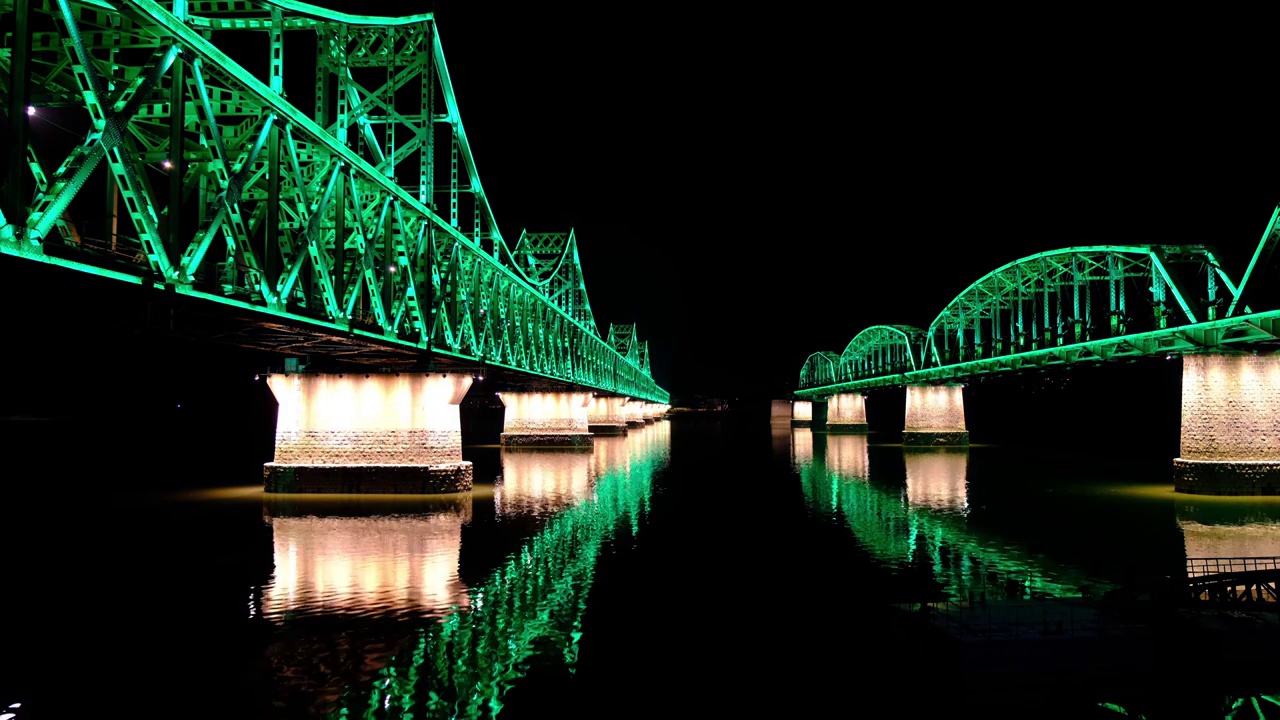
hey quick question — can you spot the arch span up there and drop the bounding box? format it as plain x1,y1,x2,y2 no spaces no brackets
838,325,927,383
799,351,841,389
923,245,1240,367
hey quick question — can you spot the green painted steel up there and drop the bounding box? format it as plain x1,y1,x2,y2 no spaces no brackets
0,0,668,403
798,242,1280,397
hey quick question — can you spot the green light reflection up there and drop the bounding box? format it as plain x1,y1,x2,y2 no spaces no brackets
798,433,1109,600
328,421,669,719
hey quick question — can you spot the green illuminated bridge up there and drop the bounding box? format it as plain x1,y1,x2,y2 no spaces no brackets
0,0,667,404
797,241,1278,396
793,217,1280,496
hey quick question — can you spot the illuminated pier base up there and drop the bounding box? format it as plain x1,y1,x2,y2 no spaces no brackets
902,384,968,446
641,402,657,423
770,400,792,426
1173,353,1280,495
827,393,868,434
791,400,813,428
587,396,628,436
624,399,646,427
263,373,473,494
498,391,593,448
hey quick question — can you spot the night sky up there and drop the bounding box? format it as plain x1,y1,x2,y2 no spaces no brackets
7,3,1280,404
387,3,1280,399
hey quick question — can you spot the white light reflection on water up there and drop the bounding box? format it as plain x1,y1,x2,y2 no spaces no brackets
1176,494,1280,560
260,495,471,621
904,448,969,515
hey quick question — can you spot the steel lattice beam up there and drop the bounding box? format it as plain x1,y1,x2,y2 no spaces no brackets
0,0,668,403
798,243,1279,397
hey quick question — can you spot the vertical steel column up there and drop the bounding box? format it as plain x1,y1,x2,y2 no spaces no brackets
265,7,283,300
1109,255,1118,335
5,0,32,227
382,26,395,313
419,21,433,207
104,12,119,251
167,1,187,267
1207,269,1218,321
334,24,348,306
315,29,329,128
1150,264,1166,328
1072,255,1082,342
449,125,458,227
1043,282,1051,344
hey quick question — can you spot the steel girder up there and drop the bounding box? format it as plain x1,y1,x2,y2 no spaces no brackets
799,351,840,389
0,0,668,403
840,325,926,382
797,242,1279,396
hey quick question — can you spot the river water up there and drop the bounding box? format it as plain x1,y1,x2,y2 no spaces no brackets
1,415,1277,719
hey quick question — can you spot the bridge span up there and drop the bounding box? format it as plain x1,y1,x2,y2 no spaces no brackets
793,229,1280,495
0,0,668,492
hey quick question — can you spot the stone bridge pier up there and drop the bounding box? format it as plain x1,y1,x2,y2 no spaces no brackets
498,391,594,448
903,384,968,446
624,399,646,427
791,400,813,428
587,395,628,436
1174,353,1280,495
263,372,473,493
827,393,868,434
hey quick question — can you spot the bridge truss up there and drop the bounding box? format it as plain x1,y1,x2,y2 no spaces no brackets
799,241,1280,396
0,0,668,403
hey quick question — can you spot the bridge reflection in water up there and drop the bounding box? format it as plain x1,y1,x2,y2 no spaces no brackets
260,421,670,718
793,431,1106,601
264,500,471,621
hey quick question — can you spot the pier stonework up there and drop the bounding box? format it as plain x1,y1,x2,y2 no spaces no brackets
587,395,628,436
624,398,646,427
498,391,594,448
641,402,657,423
791,400,813,428
263,373,474,493
827,392,869,434
903,384,969,446
1174,353,1280,495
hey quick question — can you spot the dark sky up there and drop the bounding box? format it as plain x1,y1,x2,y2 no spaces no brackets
363,3,1280,399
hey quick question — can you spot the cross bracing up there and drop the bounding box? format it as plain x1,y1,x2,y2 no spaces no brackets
798,241,1280,397
0,0,667,403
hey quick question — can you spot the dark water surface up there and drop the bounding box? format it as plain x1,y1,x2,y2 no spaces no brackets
2,416,1278,718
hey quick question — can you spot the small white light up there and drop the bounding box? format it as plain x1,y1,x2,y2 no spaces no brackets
26,105,35,116
161,159,173,170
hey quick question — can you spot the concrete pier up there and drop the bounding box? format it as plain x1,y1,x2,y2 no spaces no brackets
903,384,968,446
641,402,657,423
827,392,868,434
498,391,594,448
770,400,792,426
263,373,473,493
624,399,646,427
791,400,813,428
1173,353,1280,495
587,395,628,436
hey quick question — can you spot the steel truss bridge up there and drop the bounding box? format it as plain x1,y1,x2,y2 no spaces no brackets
797,230,1280,396
0,0,668,404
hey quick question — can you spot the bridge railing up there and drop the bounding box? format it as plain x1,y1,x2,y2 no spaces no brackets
1187,556,1280,579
